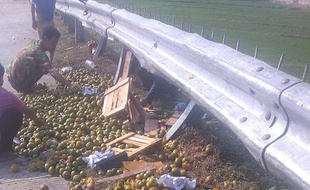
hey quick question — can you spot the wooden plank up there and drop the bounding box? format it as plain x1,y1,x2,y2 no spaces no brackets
130,135,153,142
106,132,135,147
118,51,132,82
106,132,163,160
104,77,130,95
165,111,182,126
128,91,147,122
122,161,164,171
103,78,130,117
122,139,146,147
128,98,140,124
97,165,156,183
144,114,159,135
127,138,162,159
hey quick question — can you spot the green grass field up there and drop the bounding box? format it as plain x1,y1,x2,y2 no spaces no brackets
98,0,310,81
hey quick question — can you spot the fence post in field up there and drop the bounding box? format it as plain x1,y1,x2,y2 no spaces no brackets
211,30,214,40
302,64,309,81
130,5,133,12
189,23,192,33
149,10,151,18
201,27,204,37
166,16,168,24
159,14,161,21
181,21,184,30
254,46,259,58
74,18,77,43
222,35,226,44
172,17,175,26
236,39,240,51
154,13,157,20
277,54,284,70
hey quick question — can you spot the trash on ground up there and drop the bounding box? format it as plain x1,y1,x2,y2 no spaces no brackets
156,174,196,190
40,149,55,159
13,137,22,145
61,66,72,73
85,59,95,68
83,146,114,168
82,86,97,95
65,47,74,51
173,102,186,111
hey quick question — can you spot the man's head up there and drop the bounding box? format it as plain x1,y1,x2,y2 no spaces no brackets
42,26,60,52
0,63,4,87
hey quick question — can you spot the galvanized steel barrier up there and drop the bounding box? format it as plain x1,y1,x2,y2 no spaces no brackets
56,0,310,189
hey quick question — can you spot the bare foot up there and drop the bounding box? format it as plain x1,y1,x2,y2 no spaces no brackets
0,152,18,162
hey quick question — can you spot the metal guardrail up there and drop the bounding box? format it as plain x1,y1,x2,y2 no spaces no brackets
56,0,310,189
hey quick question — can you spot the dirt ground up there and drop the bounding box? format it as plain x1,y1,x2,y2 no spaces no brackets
50,13,292,190
1,5,294,190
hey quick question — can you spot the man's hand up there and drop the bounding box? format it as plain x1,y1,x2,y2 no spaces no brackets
34,115,44,128
69,84,80,93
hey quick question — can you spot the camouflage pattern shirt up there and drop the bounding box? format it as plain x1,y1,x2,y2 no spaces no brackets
6,40,50,87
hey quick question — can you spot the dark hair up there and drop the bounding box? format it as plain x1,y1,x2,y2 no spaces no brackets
42,25,60,40
0,63,4,77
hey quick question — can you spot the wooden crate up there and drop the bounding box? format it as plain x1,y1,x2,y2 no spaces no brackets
102,78,130,117
106,132,162,160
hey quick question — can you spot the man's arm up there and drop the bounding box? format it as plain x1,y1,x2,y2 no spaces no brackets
20,105,43,127
46,63,79,93
31,3,37,30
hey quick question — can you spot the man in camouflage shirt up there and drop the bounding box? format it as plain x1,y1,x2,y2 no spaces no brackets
6,26,79,94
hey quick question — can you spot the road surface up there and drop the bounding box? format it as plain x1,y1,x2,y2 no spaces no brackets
0,0,68,189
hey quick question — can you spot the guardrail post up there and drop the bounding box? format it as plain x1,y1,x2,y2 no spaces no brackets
277,54,284,70
114,46,129,85
93,36,107,59
236,39,240,51
302,64,309,81
254,46,259,58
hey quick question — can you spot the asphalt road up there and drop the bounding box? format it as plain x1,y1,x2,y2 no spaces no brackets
0,0,56,94
0,0,68,189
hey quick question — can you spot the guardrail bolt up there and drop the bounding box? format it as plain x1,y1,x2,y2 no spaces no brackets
256,67,264,72
265,111,271,120
281,78,290,84
240,117,247,122
273,102,279,109
249,88,255,95
262,134,271,140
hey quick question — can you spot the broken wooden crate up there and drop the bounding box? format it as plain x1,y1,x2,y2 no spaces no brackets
102,77,147,123
105,132,162,160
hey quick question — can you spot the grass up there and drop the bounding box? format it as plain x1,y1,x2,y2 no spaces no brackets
96,0,310,81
